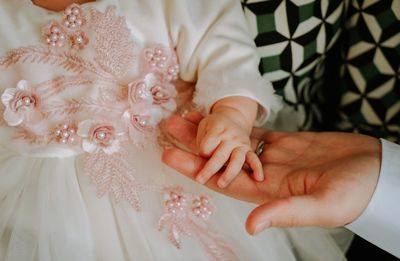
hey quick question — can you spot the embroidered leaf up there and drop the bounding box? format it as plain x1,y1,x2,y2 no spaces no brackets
191,221,237,261
90,7,135,78
14,128,48,144
85,151,143,210
0,46,112,79
43,97,124,117
36,75,93,98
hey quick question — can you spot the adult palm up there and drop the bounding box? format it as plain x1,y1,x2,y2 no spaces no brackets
162,113,381,234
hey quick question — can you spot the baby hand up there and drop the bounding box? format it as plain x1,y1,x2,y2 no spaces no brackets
195,107,263,188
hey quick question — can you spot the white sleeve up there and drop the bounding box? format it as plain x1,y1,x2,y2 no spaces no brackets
346,139,400,258
167,0,281,126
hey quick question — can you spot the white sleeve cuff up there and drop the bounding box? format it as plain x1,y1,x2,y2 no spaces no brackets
346,139,400,258
193,74,282,127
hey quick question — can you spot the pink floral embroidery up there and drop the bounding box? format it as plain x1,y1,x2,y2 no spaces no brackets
1,80,42,126
84,150,144,211
129,73,177,115
78,120,125,154
43,22,67,48
159,188,237,260
54,123,77,144
167,64,180,81
191,196,215,221
63,4,85,29
70,31,89,50
145,46,168,69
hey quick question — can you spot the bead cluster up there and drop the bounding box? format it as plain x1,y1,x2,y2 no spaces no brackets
70,31,89,50
45,24,67,48
145,47,167,69
192,196,214,220
43,4,88,50
167,64,179,81
54,123,76,144
63,4,85,29
164,191,187,214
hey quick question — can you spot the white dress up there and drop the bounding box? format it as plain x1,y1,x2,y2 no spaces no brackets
0,0,352,260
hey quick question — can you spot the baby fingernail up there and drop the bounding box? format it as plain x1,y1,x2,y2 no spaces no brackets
253,220,271,235
217,180,226,188
196,176,205,184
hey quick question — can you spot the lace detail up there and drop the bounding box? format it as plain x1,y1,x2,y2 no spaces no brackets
90,7,135,78
85,150,144,211
159,187,237,260
0,3,236,255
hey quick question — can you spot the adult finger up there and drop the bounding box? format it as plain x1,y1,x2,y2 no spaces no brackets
245,195,326,235
163,115,198,151
261,131,290,143
162,148,206,177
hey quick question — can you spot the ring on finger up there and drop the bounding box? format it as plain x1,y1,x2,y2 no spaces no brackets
255,140,266,157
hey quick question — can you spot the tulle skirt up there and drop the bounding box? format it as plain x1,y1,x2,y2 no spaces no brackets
0,143,353,261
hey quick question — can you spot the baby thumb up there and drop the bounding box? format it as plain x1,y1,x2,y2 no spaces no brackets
246,196,323,234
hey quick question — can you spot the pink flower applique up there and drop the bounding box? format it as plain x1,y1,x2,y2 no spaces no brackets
129,73,177,115
43,22,67,48
62,4,86,29
158,187,237,260
1,80,42,126
77,120,125,154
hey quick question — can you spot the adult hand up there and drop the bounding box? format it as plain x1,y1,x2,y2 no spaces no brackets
162,113,381,235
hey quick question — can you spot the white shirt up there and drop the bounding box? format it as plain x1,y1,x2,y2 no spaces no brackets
347,139,400,258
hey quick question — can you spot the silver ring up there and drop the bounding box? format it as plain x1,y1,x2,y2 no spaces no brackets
255,140,266,157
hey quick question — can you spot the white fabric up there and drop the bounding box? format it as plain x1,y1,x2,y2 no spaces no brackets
346,139,400,258
0,0,351,260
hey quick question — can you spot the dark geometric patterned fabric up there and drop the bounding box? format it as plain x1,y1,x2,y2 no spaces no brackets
242,0,400,143
242,0,347,130
335,0,400,143
241,2,400,259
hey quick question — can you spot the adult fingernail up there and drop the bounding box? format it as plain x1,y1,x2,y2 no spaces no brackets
253,219,271,235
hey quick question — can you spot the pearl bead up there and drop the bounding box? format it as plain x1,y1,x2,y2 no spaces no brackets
68,15,76,22
23,97,31,104
64,20,70,27
76,36,83,43
55,129,62,135
98,132,106,139
51,26,59,33
65,7,72,15
62,131,69,138
76,19,82,25
61,138,67,144
51,34,58,41
68,137,75,143
72,7,80,15
69,129,75,134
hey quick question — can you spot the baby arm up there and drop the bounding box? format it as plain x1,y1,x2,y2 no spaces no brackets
195,96,263,188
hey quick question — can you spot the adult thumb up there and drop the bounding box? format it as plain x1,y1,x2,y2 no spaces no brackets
246,196,324,235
